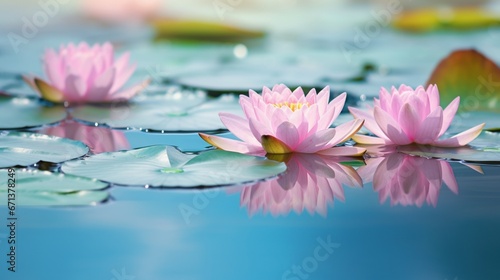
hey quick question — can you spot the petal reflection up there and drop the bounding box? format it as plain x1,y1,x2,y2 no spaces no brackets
39,120,130,154
240,153,363,217
359,153,459,207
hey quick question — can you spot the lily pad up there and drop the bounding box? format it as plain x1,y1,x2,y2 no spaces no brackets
0,169,109,206
398,144,500,163
0,96,66,129
62,145,287,187
152,19,265,42
71,92,242,132
426,49,500,113
0,132,89,168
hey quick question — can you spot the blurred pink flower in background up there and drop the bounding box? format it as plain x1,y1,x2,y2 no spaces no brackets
357,153,459,207
40,120,130,154
349,84,484,147
83,0,161,23
24,42,147,103
200,84,365,156
239,153,363,216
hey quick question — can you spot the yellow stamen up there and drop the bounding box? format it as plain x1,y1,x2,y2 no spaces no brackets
273,102,309,112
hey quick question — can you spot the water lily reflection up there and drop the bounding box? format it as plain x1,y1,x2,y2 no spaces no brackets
39,120,129,154
358,153,459,207
240,153,363,216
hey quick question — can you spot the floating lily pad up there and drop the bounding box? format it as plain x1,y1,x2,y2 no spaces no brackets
71,92,242,132
0,132,89,168
398,144,500,163
0,169,109,206
152,19,265,42
0,96,66,129
62,145,287,187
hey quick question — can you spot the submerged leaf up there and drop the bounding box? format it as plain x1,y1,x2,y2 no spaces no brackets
426,49,500,113
152,20,265,42
0,169,109,206
0,96,66,129
62,145,287,187
0,132,89,168
71,92,243,132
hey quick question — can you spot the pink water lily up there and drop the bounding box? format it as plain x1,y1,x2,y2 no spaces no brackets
24,42,148,103
200,84,365,156
349,84,484,147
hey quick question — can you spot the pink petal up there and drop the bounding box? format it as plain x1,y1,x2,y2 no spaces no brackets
348,106,388,140
374,106,412,145
432,123,485,147
427,84,440,109
109,80,149,101
248,117,273,142
294,129,337,153
87,68,115,102
414,107,443,144
326,119,364,146
63,75,87,102
219,113,260,146
199,133,264,155
43,48,64,89
323,92,346,125
438,97,460,137
275,122,300,150
397,103,421,141
317,146,366,157
351,134,389,145
110,53,136,93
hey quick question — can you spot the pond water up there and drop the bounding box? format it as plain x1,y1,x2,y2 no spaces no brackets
1,9,500,280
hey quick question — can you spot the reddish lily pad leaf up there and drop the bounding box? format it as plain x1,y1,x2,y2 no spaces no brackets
426,49,500,113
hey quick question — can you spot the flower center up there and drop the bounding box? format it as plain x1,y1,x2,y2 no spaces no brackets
273,102,309,112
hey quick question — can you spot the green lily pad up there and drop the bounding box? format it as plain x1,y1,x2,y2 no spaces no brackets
0,132,89,168
71,92,242,132
61,145,287,187
398,144,500,163
0,96,66,129
0,169,109,206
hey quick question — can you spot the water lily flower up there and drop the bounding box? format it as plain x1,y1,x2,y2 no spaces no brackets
349,84,484,147
239,153,363,216
24,42,147,103
200,84,365,156
357,153,459,207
